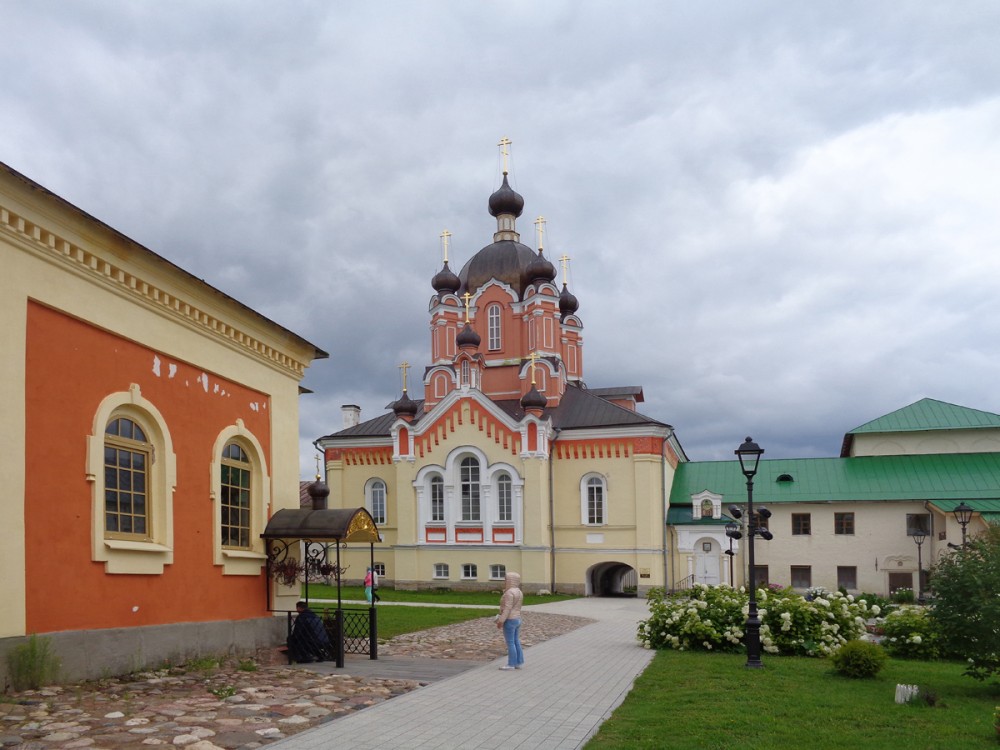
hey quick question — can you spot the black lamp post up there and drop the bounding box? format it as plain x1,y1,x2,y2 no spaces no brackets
953,502,973,547
732,436,772,669
725,521,739,586
912,530,925,603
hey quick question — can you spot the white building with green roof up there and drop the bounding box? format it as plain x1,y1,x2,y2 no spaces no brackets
667,399,1000,596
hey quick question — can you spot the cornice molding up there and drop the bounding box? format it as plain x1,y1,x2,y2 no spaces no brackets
2,203,309,378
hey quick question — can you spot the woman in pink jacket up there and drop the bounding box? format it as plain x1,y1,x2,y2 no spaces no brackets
496,571,524,670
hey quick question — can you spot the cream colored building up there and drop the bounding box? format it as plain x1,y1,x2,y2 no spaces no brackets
669,399,1000,596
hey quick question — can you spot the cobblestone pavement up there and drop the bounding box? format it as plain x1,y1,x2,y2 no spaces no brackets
1,612,593,749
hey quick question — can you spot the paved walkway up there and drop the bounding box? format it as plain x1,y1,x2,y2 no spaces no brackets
269,597,652,750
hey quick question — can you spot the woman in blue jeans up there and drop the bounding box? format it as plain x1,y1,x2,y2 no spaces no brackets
496,571,524,670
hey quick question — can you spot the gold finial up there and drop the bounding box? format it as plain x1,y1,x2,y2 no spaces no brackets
534,216,546,251
498,136,512,175
559,254,571,285
399,361,410,393
527,351,540,385
462,292,472,323
440,230,452,263
314,453,321,480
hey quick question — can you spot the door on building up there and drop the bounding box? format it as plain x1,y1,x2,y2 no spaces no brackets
694,540,720,585
888,572,913,596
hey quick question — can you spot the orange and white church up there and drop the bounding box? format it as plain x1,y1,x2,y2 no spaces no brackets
317,143,687,595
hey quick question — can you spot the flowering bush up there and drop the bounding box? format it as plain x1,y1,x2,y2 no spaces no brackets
880,605,939,659
637,584,872,657
891,587,915,604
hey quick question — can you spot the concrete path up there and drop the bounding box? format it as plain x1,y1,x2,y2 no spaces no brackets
269,597,652,750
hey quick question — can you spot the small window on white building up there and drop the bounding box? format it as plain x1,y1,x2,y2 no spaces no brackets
490,564,506,580
433,563,449,579
462,563,478,580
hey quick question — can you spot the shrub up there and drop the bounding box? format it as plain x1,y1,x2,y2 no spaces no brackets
831,640,888,678
891,587,915,604
637,584,871,657
880,605,939,659
928,525,1000,679
6,634,61,691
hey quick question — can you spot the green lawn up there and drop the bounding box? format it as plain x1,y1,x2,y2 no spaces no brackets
586,650,1000,749
301,583,578,607
304,601,490,641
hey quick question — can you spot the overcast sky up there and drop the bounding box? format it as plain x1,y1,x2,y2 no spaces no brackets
5,2,1000,474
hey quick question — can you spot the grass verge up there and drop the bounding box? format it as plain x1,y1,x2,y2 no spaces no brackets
586,650,1000,749
301,583,578,607
305,601,490,641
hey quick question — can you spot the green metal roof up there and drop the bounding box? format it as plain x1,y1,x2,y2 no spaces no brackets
666,506,737,526
848,398,1000,435
670,453,1000,507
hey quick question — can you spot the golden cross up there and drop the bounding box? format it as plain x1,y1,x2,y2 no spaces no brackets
527,351,540,385
559,254,571,285
462,292,472,323
440,230,451,263
314,453,321,480
498,136,512,174
399,361,410,393
534,216,546,251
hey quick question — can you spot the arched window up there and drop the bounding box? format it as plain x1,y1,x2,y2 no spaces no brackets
581,474,607,525
104,417,151,539
497,472,512,522
368,479,387,524
221,442,252,549
488,304,502,350
701,498,714,520
460,457,480,521
430,475,445,522
461,360,471,386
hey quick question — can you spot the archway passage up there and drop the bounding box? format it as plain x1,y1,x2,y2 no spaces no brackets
586,561,638,597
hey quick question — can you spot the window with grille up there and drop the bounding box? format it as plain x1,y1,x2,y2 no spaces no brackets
433,563,449,579
220,442,251,548
791,513,811,535
497,473,512,522
488,304,502,350
460,457,480,521
462,563,478,579
834,512,855,535
104,417,150,539
430,475,445,522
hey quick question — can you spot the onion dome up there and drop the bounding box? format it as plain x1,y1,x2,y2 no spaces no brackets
456,322,481,349
559,282,579,319
488,174,524,218
392,391,418,420
520,384,547,411
523,248,557,288
307,477,330,511
431,260,461,296
458,241,536,298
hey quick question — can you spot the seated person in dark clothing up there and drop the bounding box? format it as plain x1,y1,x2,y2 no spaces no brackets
287,601,331,663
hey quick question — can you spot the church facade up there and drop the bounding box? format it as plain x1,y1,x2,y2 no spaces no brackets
317,155,685,595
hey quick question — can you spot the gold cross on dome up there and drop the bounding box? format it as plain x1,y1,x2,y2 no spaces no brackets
314,453,321,480
440,230,451,263
399,361,410,393
527,351,540,385
559,254,571,285
498,136,512,174
534,216,546,251
462,292,472,323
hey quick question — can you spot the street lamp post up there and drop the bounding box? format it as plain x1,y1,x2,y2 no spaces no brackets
953,502,973,547
912,530,925,603
724,521,738,585
731,437,773,669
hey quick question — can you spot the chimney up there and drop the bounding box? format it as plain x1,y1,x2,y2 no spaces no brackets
341,404,361,429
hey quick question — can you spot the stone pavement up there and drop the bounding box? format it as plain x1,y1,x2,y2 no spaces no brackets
268,597,652,750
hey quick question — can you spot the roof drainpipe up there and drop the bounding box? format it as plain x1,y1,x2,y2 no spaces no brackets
548,428,560,594
662,435,669,594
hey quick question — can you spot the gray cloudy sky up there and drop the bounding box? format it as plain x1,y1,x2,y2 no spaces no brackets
5,2,1000,473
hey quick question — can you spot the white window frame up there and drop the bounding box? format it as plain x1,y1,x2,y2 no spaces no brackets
497,473,512,522
373,562,386,577
433,563,449,579
490,564,506,580
367,478,387,525
580,473,607,525
430,474,445,522
460,456,481,522
487,304,502,350
462,563,478,580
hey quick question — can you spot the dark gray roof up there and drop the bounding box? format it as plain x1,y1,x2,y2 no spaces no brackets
587,386,644,402
317,384,668,442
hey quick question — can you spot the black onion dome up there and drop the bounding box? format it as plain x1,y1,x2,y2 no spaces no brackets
307,478,330,510
520,384,547,411
431,260,461,295
523,248,557,288
488,174,524,218
393,392,418,419
559,282,579,319
457,240,537,297
456,322,481,349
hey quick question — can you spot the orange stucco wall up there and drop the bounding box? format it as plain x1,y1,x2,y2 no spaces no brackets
24,302,272,633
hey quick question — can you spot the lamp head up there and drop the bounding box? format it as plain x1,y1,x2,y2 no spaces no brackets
953,502,973,527
735,436,764,478
758,529,774,541
728,505,743,519
912,531,926,545
757,506,772,519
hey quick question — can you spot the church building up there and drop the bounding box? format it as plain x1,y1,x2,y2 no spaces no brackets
317,143,686,595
